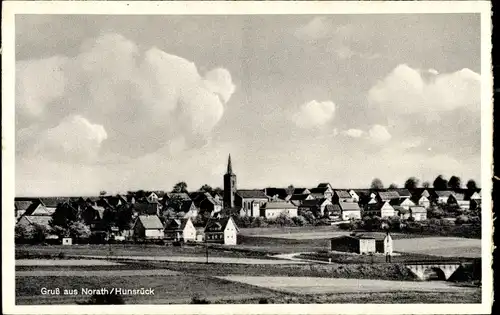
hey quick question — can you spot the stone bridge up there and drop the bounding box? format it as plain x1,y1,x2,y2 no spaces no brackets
406,261,462,280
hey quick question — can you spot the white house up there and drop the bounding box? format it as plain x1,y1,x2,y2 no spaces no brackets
348,190,360,203
389,198,416,211
260,202,298,218
414,195,431,209
146,192,159,203
204,217,239,245
164,218,197,242
132,215,164,241
410,206,427,221
338,201,361,220
364,201,395,218
235,190,269,217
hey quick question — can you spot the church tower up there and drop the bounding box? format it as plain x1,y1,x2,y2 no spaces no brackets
223,154,237,209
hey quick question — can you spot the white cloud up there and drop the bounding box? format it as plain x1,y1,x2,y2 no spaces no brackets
294,17,331,40
342,128,364,138
28,115,107,163
291,100,336,129
368,64,480,120
367,124,392,143
16,56,68,117
16,33,236,159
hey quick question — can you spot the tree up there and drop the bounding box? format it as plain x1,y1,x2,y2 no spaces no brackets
69,221,91,240
199,184,213,193
422,181,431,188
50,202,79,231
388,183,398,189
275,213,294,227
433,175,448,190
448,176,462,189
99,190,107,196
286,184,295,195
370,178,384,190
15,224,34,243
466,179,478,191
116,205,134,232
172,182,188,193
404,177,420,190
166,195,184,212
213,187,223,196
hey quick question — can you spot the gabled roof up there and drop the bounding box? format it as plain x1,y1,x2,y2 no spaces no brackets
90,205,106,220
39,197,70,208
388,188,411,197
326,204,341,214
165,218,191,230
334,190,352,199
21,215,52,228
204,217,238,233
262,201,297,209
24,202,51,216
366,201,392,211
299,198,327,207
389,198,415,206
264,188,289,199
289,194,311,201
15,200,33,211
309,187,328,194
377,191,400,201
410,206,427,213
180,200,196,213
450,193,465,201
339,201,360,211
293,188,310,194
435,190,454,198
317,183,332,188
350,232,390,241
137,215,164,229
236,189,268,199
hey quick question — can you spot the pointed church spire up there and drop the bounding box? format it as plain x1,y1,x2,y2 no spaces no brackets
227,154,233,174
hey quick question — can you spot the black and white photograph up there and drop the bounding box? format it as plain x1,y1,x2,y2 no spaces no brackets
2,1,493,314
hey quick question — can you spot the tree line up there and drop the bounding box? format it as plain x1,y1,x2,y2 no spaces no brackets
371,175,478,190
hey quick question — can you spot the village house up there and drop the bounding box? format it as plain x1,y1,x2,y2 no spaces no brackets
409,206,427,221
235,189,269,217
330,232,393,255
389,198,416,210
447,193,470,210
264,188,289,201
348,189,360,203
132,215,164,241
298,198,332,217
39,197,68,215
14,199,34,221
164,217,197,242
204,217,239,245
199,193,223,216
435,191,454,204
292,188,311,195
260,201,298,218
337,201,362,220
412,194,431,209
309,183,334,200
389,188,412,200
332,190,355,203
146,192,159,203
364,201,395,218
81,205,106,230
288,193,314,206
325,204,342,221
179,200,199,218
376,191,400,203
133,200,161,216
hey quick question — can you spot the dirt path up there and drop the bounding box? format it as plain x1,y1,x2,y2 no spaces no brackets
219,276,478,294
16,259,122,266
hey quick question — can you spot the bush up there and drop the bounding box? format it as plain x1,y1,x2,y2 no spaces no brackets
456,215,470,225
292,215,308,226
275,213,295,227
258,298,269,304
191,295,211,304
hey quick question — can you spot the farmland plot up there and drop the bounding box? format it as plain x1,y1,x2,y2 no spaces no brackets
393,237,481,258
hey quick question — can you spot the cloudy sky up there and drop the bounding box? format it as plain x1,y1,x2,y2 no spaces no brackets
15,14,482,196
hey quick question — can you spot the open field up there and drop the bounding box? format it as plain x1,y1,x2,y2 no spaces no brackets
16,269,181,277
15,243,274,260
219,276,478,294
239,226,342,236
393,237,481,258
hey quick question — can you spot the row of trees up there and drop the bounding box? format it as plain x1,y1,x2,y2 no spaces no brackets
371,175,478,190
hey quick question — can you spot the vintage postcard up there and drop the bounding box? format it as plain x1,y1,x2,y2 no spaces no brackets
1,1,493,314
